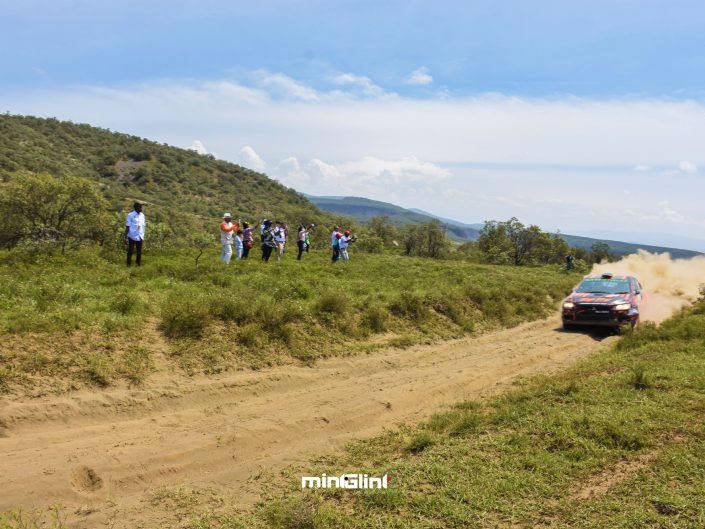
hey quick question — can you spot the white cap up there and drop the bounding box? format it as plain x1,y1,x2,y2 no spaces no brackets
223,212,232,218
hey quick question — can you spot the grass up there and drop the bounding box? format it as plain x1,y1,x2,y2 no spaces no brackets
168,300,705,529
0,246,578,394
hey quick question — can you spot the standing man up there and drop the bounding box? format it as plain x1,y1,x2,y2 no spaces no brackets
220,213,238,264
566,253,575,271
125,202,146,266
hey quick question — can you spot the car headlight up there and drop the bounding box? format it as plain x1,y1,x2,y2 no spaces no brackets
614,303,631,311
563,302,575,309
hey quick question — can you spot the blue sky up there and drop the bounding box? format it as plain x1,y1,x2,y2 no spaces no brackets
3,0,705,249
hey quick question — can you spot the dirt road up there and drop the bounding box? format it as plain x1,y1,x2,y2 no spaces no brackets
0,316,616,527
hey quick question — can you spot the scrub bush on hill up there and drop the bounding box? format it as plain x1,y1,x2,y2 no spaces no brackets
0,171,109,251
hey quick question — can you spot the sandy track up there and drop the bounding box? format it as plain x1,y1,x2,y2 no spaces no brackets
0,316,615,527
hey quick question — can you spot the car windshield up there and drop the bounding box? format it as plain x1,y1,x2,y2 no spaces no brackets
575,278,631,294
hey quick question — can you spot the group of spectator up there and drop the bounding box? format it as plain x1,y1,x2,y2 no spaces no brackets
124,203,355,267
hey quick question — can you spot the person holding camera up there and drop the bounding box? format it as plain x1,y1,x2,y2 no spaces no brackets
339,229,357,261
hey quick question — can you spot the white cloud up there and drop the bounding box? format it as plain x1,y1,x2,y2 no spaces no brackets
407,66,433,86
332,73,386,97
189,140,208,155
237,145,267,171
7,73,705,242
678,160,698,174
272,155,450,197
657,201,685,223
256,72,319,101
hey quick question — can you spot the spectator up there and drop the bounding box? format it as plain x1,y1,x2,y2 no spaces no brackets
219,213,238,264
241,221,255,259
296,225,307,260
273,221,286,261
339,230,352,261
261,220,276,261
331,232,342,263
124,202,146,266
235,229,244,260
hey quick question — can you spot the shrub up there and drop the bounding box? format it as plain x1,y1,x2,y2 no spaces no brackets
118,346,154,385
237,323,261,348
160,295,211,339
630,365,652,390
316,292,350,316
109,290,141,315
362,305,389,333
390,291,428,321
405,431,435,454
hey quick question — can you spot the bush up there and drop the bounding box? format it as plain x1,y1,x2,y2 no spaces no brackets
362,305,389,333
110,290,141,315
390,291,428,321
160,295,211,339
316,292,350,316
405,431,435,454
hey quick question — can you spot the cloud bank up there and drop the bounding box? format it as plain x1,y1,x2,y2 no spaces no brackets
4,72,705,245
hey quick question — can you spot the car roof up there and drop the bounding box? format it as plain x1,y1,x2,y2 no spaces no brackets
584,274,635,280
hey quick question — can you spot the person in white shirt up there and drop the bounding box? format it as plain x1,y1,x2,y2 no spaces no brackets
273,221,286,261
124,202,146,266
339,230,351,261
235,229,244,260
220,213,238,264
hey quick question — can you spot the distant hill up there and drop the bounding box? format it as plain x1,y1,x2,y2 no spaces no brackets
310,195,702,259
306,195,481,241
0,114,342,228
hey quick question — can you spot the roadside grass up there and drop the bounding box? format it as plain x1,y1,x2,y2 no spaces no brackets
0,247,578,393
179,301,705,528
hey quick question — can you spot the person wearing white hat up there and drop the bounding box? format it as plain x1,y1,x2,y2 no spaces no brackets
219,212,239,263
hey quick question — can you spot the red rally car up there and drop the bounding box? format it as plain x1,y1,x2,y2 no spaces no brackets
562,273,644,330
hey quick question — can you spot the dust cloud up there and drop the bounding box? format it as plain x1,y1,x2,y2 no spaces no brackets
591,251,705,323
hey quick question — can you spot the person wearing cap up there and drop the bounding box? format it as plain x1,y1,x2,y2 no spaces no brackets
261,219,276,261
339,230,352,261
124,202,146,266
220,213,239,264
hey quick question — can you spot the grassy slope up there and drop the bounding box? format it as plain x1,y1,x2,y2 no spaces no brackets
0,114,342,229
0,248,577,395
209,301,705,529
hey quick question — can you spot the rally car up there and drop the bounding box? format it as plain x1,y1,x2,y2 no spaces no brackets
562,273,643,329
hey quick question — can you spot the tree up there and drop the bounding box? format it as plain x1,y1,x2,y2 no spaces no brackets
368,215,398,244
477,218,567,265
590,241,614,263
0,171,109,251
400,220,450,259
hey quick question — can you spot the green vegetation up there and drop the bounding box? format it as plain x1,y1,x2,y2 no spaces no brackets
0,247,578,394
165,300,705,528
0,114,342,236
0,171,109,250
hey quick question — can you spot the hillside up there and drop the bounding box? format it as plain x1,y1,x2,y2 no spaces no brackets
0,114,342,228
310,195,702,259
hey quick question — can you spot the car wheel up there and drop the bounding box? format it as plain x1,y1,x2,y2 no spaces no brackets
563,322,575,331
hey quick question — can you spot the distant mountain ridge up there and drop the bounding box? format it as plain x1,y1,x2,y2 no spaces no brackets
306,195,481,241
308,195,702,259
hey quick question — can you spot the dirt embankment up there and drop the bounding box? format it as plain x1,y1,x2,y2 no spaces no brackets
0,316,615,528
